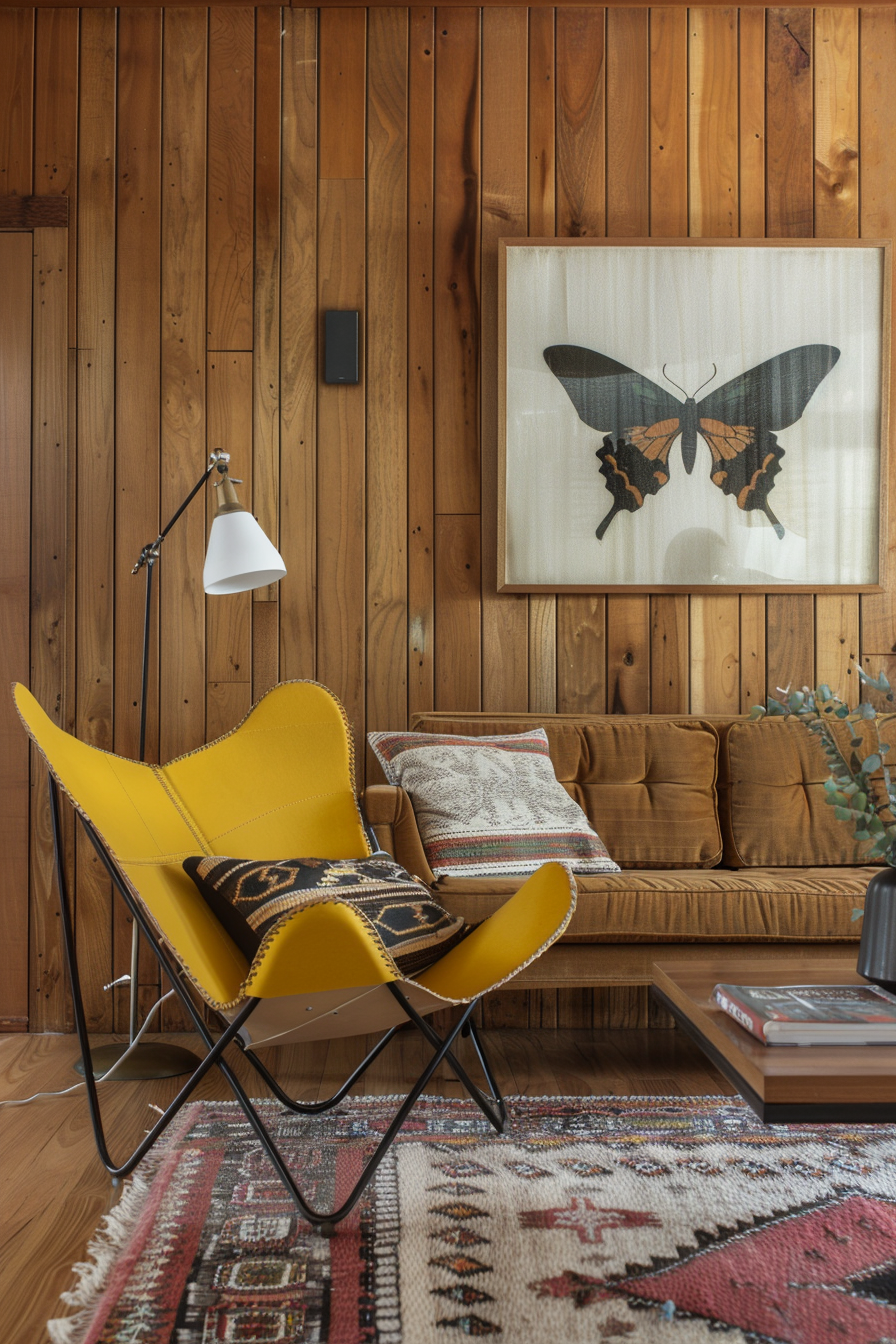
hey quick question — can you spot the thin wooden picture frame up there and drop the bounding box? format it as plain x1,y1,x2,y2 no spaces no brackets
497,237,892,594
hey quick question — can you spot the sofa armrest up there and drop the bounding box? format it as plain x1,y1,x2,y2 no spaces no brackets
362,784,437,885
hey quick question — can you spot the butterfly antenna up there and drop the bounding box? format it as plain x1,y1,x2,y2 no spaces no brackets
691,364,718,398
661,365,688,397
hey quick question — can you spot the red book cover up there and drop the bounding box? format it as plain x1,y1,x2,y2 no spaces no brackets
713,982,896,1045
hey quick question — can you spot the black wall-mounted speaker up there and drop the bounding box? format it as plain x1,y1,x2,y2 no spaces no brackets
324,310,359,384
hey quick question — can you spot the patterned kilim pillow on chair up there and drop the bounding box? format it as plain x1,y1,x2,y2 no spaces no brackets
368,728,620,878
183,855,467,976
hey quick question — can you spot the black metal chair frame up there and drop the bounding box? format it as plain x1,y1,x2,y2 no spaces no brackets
48,773,507,1236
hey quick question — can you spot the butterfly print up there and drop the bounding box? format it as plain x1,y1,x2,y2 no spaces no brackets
543,344,840,540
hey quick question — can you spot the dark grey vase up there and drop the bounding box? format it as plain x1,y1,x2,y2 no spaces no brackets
857,866,896,994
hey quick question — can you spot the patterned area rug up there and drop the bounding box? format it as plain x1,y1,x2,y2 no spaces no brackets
49,1095,896,1344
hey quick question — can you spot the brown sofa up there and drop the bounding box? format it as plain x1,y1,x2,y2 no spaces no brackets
363,712,877,997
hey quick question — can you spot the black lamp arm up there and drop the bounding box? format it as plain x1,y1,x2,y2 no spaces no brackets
132,450,230,575
132,449,231,762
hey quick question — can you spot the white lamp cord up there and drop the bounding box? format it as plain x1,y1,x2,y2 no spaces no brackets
0,987,177,1108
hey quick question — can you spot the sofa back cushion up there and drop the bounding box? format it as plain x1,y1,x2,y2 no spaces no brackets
409,715,722,869
719,716,896,867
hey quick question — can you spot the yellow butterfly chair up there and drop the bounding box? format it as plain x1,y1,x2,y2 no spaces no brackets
14,680,575,1235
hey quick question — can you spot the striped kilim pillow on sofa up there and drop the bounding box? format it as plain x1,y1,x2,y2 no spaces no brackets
368,728,620,878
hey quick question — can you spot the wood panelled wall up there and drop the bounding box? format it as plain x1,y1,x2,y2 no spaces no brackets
2,5,895,1033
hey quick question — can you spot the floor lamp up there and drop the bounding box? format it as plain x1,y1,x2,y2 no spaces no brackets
77,450,287,1080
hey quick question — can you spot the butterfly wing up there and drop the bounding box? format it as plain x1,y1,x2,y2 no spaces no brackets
543,345,682,538
696,344,840,537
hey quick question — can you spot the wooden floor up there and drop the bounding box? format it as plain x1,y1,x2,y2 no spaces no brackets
0,1028,733,1344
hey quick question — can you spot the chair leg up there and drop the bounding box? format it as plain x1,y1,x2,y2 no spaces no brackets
238,989,506,1134
387,983,507,1133
238,1023,402,1114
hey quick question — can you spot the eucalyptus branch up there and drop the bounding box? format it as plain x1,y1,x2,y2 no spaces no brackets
750,660,896,866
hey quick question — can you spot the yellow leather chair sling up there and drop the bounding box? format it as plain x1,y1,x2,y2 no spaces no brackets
14,680,575,1235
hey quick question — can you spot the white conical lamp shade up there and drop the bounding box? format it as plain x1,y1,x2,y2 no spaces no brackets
203,510,287,595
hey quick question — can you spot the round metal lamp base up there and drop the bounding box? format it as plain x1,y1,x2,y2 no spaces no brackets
73,1041,201,1080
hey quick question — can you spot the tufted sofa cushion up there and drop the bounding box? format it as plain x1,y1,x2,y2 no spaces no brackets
409,715,722,870
719,716,896,868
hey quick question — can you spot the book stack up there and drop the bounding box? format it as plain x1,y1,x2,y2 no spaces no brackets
713,982,896,1046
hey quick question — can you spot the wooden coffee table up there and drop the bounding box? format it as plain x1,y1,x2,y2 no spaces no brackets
652,959,896,1123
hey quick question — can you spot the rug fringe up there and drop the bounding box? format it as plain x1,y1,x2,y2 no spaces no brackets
46,1167,155,1344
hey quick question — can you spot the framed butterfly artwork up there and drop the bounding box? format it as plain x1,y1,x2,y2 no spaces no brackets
497,238,891,593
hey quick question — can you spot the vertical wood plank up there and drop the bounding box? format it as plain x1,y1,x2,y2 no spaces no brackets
161,8,207,765
115,9,162,767
739,594,767,711
206,353,253,690
690,596,740,714
207,680,252,743
482,991,530,1032
253,7,283,619
557,597,606,713
557,991,593,1031
481,7,528,714
607,8,649,237
649,8,689,713
814,9,858,239
555,7,605,238
859,9,896,656
317,177,367,758
434,8,480,517
29,230,69,1032
651,596,690,713
766,8,814,237
0,10,34,196
650,7,688,239
252,600,280,701
76,8,116,1031
0,233,33,1031
556,7,606,747
435,514,481,711
816,593,860,707
115,10,163,1025
317,12,366,760
367,6,409,760
527,6,556,717
528,8,555,236
207,8,255,352
408,7,435,720
606,595,650,713
767,595,815,695
739,8,766,237
319,8,367,179
689,8,738,238
34,8,79,349
279,8,318,682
